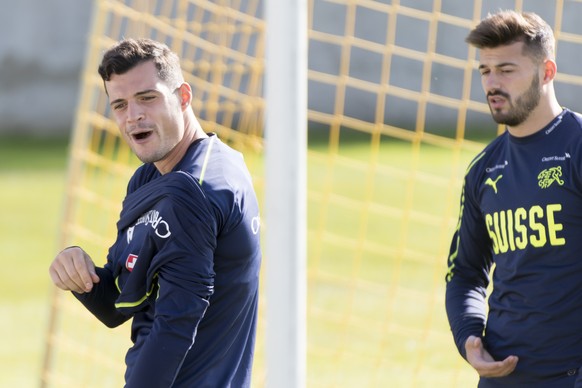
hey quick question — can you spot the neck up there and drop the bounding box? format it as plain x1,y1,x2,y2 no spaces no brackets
155,110,208,174
507,97,563,138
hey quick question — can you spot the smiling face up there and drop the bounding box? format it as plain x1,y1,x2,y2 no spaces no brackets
106,60,188,166
479,41,543,127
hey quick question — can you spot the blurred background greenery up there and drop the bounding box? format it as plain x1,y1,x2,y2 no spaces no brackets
0,136,68,387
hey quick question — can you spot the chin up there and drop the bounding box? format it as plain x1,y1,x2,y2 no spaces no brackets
491,114,506,124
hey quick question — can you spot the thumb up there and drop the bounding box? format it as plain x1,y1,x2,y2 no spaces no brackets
471,336,482,348
90,270,100,284
466,336,482,352
83,255,100,284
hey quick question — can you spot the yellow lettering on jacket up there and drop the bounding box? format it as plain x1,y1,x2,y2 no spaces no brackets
485,204,565,254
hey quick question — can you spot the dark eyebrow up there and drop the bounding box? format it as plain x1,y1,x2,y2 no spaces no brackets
109,89,159,107
478,62,518,70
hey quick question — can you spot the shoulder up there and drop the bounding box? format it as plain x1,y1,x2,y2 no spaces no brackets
152,172,216,230
563,109,582,131
465,133,508,176
565,108,582,121
549,109,582,150
160,171,208,203
180,135,254,192
203,135,246,171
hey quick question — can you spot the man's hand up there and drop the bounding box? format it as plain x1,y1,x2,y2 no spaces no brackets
465,335,518,378
49,246,100,293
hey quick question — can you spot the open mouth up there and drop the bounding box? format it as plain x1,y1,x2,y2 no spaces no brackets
132,131,153,141
488,96,506,109
487,90,509,106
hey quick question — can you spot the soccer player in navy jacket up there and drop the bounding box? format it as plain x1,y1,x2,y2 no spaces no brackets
445,10,582,387
49,38,261,387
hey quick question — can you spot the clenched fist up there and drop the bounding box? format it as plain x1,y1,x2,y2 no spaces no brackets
49,246,100,293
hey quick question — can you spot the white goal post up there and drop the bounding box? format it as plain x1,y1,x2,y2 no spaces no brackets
264,0,307,387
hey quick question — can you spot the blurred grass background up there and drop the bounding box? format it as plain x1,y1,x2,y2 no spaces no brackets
306,131,480,386
0,136,68,387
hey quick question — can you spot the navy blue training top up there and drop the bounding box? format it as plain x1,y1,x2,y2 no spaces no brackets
75,134,262,387
445,109,582,385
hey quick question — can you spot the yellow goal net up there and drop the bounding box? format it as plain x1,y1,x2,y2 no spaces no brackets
42,0,582,387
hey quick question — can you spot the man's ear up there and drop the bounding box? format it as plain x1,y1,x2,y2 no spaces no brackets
177,82,193,110
543,59,557,83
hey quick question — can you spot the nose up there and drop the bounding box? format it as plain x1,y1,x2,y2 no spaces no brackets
126,101,144,123
483,73,500,93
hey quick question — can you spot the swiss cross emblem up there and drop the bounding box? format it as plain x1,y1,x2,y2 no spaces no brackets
125,254,138,272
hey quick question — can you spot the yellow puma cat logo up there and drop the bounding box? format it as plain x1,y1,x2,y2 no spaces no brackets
485,175,503,194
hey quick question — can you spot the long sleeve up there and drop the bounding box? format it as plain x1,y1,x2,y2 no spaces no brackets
73,266,130,328
124,266,212,387
109,172,218,387
446,112,582,382
445,172,494,359
124,216,216,387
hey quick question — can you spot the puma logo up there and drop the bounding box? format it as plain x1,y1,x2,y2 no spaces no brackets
485,175,502,194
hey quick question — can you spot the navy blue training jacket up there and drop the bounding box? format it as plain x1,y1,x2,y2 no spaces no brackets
446,109,582,386
74,134,261,387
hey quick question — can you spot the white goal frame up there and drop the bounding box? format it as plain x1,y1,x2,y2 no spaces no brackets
264,0,307,387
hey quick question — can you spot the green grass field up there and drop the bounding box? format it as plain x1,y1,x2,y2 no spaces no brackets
0,136,69,387
305,134,481,387
0,134,483,387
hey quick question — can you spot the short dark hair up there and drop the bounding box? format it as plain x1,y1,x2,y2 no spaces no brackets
98,38,184,87
465,10,555,63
